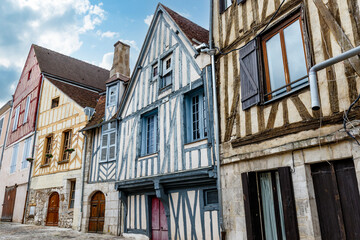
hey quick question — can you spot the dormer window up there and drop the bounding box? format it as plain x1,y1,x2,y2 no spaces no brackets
108,85,118,106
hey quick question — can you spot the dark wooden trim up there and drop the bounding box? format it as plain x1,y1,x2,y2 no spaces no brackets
289,96,312,121
265,101,279,129
231,107,360,147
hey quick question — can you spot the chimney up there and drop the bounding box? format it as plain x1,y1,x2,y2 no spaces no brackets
110,41,130,78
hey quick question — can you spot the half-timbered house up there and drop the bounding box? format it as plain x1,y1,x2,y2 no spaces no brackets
114,4,219,240
213,0,360,239
23,45,108,229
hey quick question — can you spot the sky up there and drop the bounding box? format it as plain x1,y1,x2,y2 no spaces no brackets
0,0,209,107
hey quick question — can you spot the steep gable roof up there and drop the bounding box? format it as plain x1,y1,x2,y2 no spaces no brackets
33,44,109,91
160,4,209,45
47,78,100,109
84,95,106,129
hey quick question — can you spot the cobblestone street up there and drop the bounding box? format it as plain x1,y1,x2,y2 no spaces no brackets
0,222,130,240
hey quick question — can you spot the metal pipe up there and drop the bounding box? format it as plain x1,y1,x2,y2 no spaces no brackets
79,131,88,231
23,74,44,223
0,100,13,169
209,0,224,237
310,45,360,110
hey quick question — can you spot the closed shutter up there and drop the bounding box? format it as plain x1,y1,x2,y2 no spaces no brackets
109,131,116,160
278,167,299,240
100,134,108,161
10,144,19,173
241,172,262,240
239,39,260,110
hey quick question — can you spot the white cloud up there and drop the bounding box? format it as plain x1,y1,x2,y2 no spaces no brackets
96,30,119,39
120,39,140,52
99,52,113,70
144,14,153,26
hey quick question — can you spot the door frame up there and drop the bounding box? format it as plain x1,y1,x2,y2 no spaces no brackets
46,192,59,226
88,191,106,233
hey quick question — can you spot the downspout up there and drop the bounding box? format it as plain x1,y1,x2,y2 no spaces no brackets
23,74,44,224
310,45,360,110
0,101,13,169
209,0,224,237
79,131,88,231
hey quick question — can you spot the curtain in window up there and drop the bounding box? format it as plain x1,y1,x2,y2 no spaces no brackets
260,172,278,240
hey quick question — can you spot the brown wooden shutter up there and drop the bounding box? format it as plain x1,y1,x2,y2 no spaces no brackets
239,39,260,110
278,167,300,240
241,172,261,240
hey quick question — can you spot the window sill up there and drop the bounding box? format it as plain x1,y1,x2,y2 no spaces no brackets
263,83,309,106
99,159,116,164
40,163,50,168
184,138,208,148
139,152,158,160
159,84,172,93
57,160,69,165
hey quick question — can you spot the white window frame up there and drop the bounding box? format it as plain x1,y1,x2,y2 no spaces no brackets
12,106,20,131
21,137,31,169
159,54,173,89
23,95,31,124
141,109,158,156
100,122,117,162
107,85,118,107
10,143,19,173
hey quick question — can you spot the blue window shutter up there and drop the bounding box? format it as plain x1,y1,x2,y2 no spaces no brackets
240,39,260,110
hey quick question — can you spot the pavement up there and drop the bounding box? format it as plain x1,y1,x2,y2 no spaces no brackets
0,222,130,240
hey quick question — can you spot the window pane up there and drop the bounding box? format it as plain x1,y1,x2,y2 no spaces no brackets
284,20,308,89
259,172,278,240
110,132,116,145
266,33,286,96
276,172,287,240
101,148,107,161
109,146,115,159
147,115,155,153
192,95,200,140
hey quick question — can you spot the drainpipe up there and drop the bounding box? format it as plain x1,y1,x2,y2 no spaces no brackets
23,74,44,224
0,101,13,169
310,45,360,110
209,0,224,238
79,131,88,231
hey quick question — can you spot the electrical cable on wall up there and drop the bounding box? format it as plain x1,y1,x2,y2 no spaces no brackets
343,92,360,145
214,0,286,56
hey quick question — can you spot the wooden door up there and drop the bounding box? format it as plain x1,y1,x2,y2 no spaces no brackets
88,191,105,233
151,198,168,240
311,159,360,240
1,186,17,221
46,192,59,226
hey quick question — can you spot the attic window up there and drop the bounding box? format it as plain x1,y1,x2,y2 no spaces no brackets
108,85,117,106
152,64,158,80
27,69,32,81
51,97,59,109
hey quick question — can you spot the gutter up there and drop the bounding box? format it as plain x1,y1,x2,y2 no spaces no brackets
23,74,44,223
310,45,360,110
79,131,88,231
0,101,13,169
209,0,224,237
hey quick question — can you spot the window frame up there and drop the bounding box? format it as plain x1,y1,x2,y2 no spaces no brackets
12,106,20,131
60,129,72,163
107,84,118,107
51,97,59,109
23,95,31,124
21,137,31,169
204,189,219,211
27,69,32,81
141,109,158,156
42,134,53,166
152,63,159,82
184,88,208,143
0,116,4,139
261,12,309,101
100,122,117,163
159,54,173,90
68,180,76,209
10,143,19,174
220,0,233,14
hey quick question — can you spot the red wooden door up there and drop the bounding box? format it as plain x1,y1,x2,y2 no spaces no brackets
46,192,59,226
151,198,168,240
88,191,105,233
1,186,17,221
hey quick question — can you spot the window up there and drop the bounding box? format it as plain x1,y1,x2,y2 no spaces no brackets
27,69,32,80
12,106,20,131
60,130,72,162
220,0,233,13
152,64,158,80
141,110,158,156
21,137,31,169
204,189,218,206
69,180,76,209
43,135,53,165
239,12,309,110
51,97,59,109
108,85,118,106
185,89,208,142
242,167,299,239
10,143,19,173
262,15,308,100
0,117,4,138
100,122,116,162
23,95,31,124
159,55,172,89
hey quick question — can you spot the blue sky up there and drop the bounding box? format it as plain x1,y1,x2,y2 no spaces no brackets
0,0,209,107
